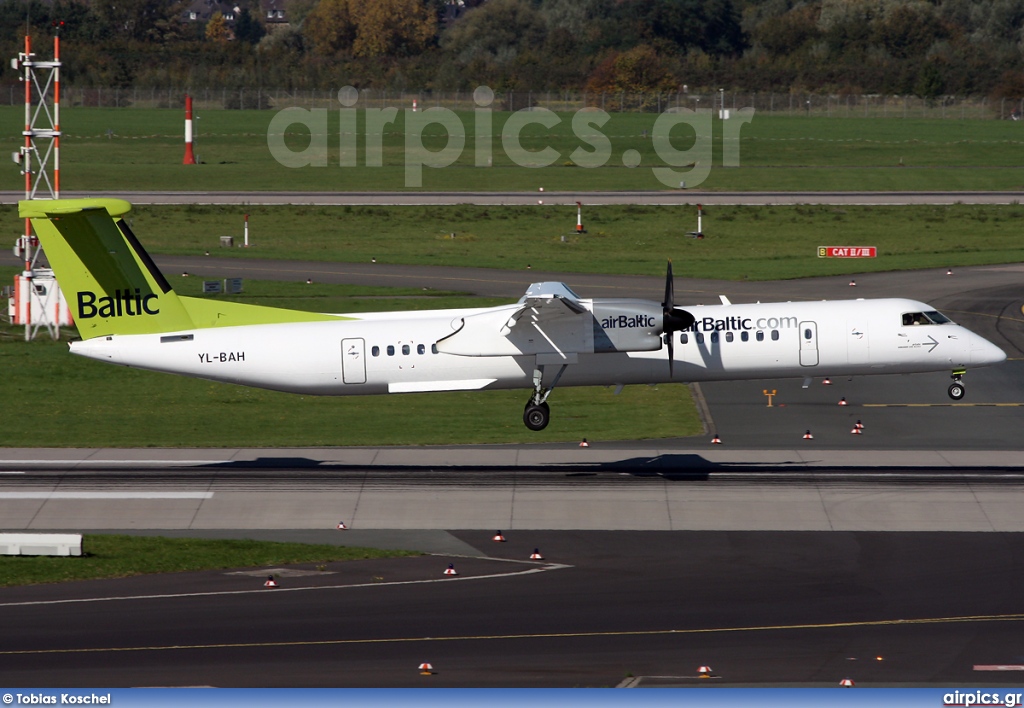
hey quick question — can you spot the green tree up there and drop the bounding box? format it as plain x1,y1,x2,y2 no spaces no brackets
754,3,820,56
234,8,265,44
92,0,182,42
915,60,945,98
440,0,546,65
875,4,946,59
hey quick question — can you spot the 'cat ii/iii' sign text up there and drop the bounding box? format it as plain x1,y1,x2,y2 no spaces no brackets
818,246,877,258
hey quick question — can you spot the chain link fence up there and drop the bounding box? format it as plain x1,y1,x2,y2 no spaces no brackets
2,85,1023,119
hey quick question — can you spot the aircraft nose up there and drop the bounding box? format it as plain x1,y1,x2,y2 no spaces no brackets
971,333,1007,366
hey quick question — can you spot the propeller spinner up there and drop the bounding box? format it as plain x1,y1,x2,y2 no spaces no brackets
662,261,695,377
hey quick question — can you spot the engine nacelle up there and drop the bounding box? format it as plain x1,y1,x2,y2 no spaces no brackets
591,300,664,353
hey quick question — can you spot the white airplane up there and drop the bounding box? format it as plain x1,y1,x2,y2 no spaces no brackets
22,198,1007,431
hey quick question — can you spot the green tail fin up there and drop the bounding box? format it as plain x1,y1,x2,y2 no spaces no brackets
21,199,196,339
21,198,347,339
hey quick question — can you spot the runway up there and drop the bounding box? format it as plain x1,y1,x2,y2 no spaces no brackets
3,189,1024,206
1,258,1023,686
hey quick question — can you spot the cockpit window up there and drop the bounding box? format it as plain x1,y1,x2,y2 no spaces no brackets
902,311,953,326
924,310,952,324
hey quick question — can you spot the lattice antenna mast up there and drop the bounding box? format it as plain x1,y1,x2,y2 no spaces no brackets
13,28,62,340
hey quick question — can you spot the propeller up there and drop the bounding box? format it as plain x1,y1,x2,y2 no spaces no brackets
661,261,695,377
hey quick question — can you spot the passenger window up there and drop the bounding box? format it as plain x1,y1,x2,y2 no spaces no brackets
756,331,764,342
696,332,705,344
680,333,688,344
417,344,425,355
771,330,780,341
741,331,749,342
371,346,380,357
725,331,734,342
387,345,395,356
402,344,410,355
710,332,719,343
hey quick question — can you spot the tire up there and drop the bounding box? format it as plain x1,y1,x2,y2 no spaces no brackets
523,403,550,431
948,383,965,400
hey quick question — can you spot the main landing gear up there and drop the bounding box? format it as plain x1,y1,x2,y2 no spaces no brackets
948,370,966,400
524,401,550,431
523,363,568,431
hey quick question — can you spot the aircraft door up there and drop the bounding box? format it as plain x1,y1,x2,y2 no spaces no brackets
847,321,869,365
799,321,819,366
341,338,367,384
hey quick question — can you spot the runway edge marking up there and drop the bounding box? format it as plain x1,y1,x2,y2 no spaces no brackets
0,556,572,609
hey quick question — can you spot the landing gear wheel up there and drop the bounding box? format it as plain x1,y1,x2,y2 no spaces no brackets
524,402,550,431
948,382,965,400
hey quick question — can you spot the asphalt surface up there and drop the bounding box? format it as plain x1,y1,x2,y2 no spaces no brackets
4,531,1024,687
3,190,1024,206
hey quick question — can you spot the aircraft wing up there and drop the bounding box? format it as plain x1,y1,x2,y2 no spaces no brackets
508,282,589,325
437,281,594,357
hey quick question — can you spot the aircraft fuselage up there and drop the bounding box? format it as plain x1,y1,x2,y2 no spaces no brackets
70,297,1006,396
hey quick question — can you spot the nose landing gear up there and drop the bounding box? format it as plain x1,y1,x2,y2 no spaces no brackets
948,370,966,400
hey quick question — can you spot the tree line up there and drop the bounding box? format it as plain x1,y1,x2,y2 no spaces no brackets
1,0,1022,100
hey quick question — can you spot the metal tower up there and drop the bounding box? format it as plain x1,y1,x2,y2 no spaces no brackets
11,29,64,340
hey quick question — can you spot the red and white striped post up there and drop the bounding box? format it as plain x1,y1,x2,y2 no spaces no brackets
22,35,32,274
183,94,196,165
53,28,60,197
244,213,250,247
575,201,584,233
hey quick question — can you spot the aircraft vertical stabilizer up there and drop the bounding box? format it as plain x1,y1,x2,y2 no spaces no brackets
20,199,195,339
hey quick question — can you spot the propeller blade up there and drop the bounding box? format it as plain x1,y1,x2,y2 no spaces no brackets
664,260,676,377
663,260,674,313
662,260,696,332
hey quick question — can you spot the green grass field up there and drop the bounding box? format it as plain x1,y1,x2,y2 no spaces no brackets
4,201,1019,281
0,271,703,447
2,107,1022,192
0,535,417,587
